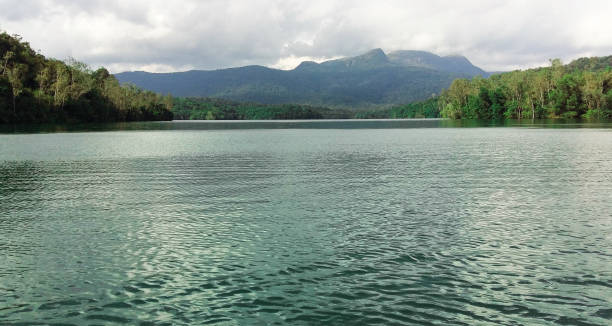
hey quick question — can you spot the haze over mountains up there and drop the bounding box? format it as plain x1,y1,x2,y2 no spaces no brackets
116,49,489,109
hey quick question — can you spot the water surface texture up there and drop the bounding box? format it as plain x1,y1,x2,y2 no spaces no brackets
1,121,612,325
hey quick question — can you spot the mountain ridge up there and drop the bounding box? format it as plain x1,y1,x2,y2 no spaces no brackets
115,49,489,109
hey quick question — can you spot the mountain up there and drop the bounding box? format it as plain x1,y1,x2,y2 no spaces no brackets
296,48,390,71
115,49,488,109
387,50,488,76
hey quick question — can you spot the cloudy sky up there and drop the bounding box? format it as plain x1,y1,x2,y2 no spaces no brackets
1,0,611,73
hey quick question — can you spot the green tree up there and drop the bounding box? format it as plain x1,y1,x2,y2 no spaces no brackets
0,32,173,123
6,63,27,114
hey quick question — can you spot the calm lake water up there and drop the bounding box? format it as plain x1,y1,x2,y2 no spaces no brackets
1,120,611,325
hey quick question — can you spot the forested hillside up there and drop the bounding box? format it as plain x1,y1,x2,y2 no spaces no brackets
0,33,173,123
355,98,441,119
173,97,352,120
116,49,487,109
5,30,609,123
439,58,612,119
358,57,612,120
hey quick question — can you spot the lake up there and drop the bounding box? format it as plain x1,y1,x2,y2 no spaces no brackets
1,120,611,325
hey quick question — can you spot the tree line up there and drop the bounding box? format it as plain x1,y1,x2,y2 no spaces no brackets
173,97,352,120
0,32,173,124
354,98,441,119
357,57,612,120
438,58,612,120
4,30,611,123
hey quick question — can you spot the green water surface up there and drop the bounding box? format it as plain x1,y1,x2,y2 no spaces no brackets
1,120,611,325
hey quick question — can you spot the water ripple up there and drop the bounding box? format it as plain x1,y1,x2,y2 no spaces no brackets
1,127,611,325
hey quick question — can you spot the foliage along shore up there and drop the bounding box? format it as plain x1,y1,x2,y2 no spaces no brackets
171,97,441,120
181,56,612,121
172,97,353,120
1,32,173,124
4,31,612,123
437,57,612,120
358,57,612,120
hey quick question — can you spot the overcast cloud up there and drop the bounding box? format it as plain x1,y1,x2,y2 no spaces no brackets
1,0,611,73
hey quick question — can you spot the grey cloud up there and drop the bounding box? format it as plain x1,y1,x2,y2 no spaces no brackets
1,0,611,72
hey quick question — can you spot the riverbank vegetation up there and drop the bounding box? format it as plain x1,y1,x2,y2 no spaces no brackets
438,57,612,120
172,97,352,120
4,31,612,123
0,32,173,124
354,98,441,119
357,57,612,120
173,97,439,120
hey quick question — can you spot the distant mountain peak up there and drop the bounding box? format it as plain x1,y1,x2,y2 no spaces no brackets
312,48,390,71
293,49,485,75
115,48,488,109
347,48,389,64
389,50,438,56
387,50,486,76
443,54,471,63
294,61,319,70
362,48,387,58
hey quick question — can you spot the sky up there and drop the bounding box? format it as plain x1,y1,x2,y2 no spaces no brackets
1,0,611,73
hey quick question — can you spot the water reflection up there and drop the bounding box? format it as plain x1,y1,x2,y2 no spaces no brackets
1,118,612,134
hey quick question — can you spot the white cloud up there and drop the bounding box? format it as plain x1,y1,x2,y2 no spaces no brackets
270,55,341,70
1,0,611,72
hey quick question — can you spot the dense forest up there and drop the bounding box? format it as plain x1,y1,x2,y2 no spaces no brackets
357,57,612,120
354,98,441,119
0,32,172,123
438,58,612,119
4,30,611,123
173,55,612,122
173,97,352,120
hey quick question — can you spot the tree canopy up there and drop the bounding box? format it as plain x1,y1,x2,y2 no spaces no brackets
438,58,612,120
0,32,173,124
357,56,612,120
172,97,352,120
